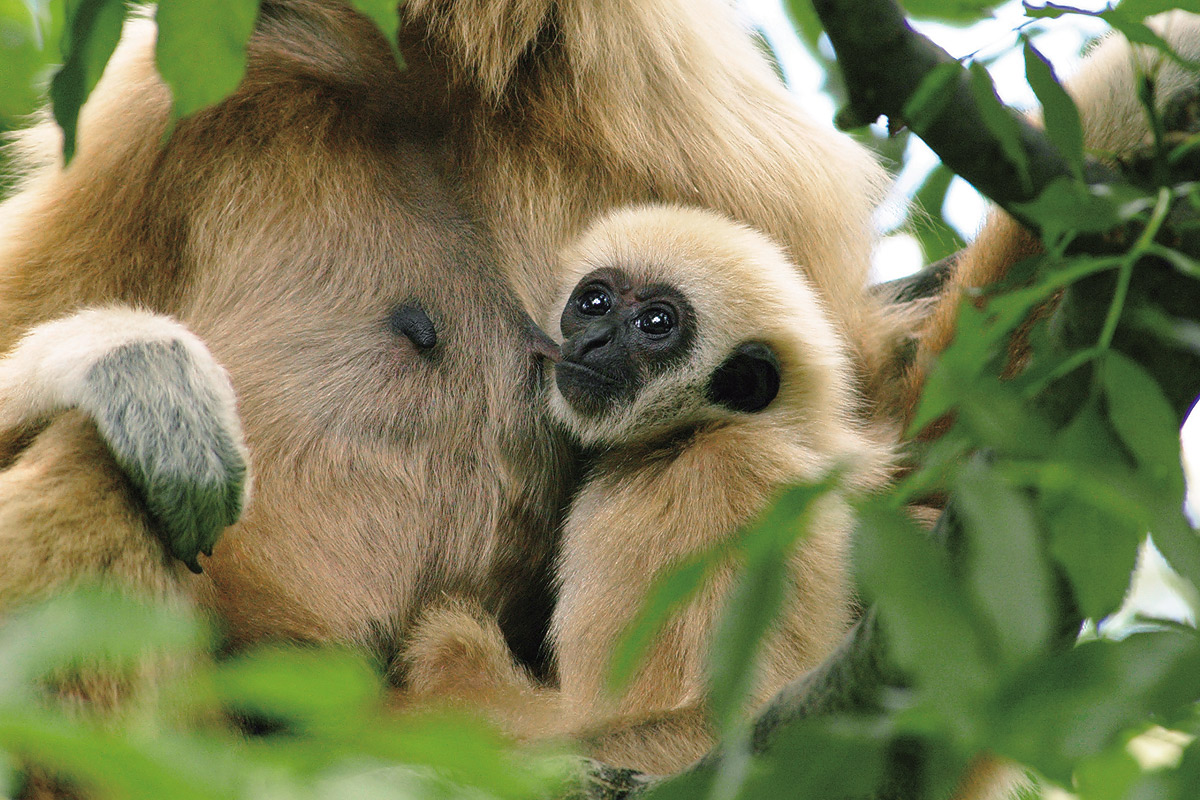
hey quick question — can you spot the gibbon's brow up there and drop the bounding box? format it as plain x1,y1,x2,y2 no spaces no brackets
575,266,631,294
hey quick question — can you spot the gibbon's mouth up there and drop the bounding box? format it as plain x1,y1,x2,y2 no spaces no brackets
554,359,618,385
554,360,636,417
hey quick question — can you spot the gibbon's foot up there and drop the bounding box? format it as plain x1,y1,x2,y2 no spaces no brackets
396,599,571,740
0,307,250,572
401,597,538,700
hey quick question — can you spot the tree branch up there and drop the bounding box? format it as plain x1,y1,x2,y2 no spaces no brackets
811,0,1084,232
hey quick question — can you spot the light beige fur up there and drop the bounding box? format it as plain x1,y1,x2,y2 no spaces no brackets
1,1,1174,795
0,306,248,492
404,206,893,774
0,0,901,677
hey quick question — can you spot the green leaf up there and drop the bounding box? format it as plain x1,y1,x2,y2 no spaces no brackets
0,0,57,122
700,482,835,734
969,61,1032,195
781,0,823,50
0,710,233,800
990,632,1200,784
1148,244,1200,280
855,501,993,722
1102,353,1185,498
336,711,569,799
1022,2,1098,20
214,646,380,730
1170,739,1200,798
900,0,1007,22
0,751,14,799
0,587,205,698
1114,0,1200,17
1074,746,1145,800
49,0,128,161
986,255,1120,336
957,378,1055,459
909,302,996,436
1023,39,1084,179
955,458,1054,665
1133,306,1200,357
1039,402,1144,618
1048,496,1142,620
155,0,258,120
708,551,789,737
909,164,968,264
1012,176,1122,244
739,718,888,799
347,0,406,69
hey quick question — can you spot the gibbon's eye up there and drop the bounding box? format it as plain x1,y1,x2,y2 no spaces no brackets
576,287,613,316
634,306,674,336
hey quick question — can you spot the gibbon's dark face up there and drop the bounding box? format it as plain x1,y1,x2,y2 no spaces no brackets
557,267,695,417
556,267,783,419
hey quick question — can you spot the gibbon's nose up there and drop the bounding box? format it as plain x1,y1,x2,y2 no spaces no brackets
572,320,617,360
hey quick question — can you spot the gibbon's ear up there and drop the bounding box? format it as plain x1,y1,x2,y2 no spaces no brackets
706,342,781,414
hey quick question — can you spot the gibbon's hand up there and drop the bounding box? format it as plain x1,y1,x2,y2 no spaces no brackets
0,308,250,572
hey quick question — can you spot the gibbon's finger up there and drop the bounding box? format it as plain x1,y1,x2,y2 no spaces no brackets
0,307,251,572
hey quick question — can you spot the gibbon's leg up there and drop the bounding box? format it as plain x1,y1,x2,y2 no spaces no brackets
0,411,190,609
399,598,719,774
0,307,249,573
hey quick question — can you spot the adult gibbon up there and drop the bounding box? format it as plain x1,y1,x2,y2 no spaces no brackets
402,204,893,774
0,0,898,700
0,2,1195,798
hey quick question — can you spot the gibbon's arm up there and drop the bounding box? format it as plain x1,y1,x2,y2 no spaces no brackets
0,307,249,572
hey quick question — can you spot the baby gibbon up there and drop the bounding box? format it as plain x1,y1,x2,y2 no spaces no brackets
404,205,893,774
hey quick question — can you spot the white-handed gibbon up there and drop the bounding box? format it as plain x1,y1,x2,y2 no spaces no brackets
0,0,900,672
403,204,894,774
0,3,1195,798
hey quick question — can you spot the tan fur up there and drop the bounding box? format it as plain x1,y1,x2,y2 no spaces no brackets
0,0,902,675
0,411,185,606
404,206,892,774
3,1,1165,795
0,410,200,723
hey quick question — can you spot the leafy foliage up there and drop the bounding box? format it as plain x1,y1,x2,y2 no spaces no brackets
1,2,1200,800
0,588,573,800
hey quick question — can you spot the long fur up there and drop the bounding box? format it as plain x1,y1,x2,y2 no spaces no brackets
0,307,249,571
0,0,897,669
1,1,1172,795
404,205,893,774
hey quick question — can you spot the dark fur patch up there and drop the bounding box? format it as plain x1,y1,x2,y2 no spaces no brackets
706,342,781,414
84,340,247,572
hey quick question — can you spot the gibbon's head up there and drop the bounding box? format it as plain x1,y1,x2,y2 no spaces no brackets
549,205,862,451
